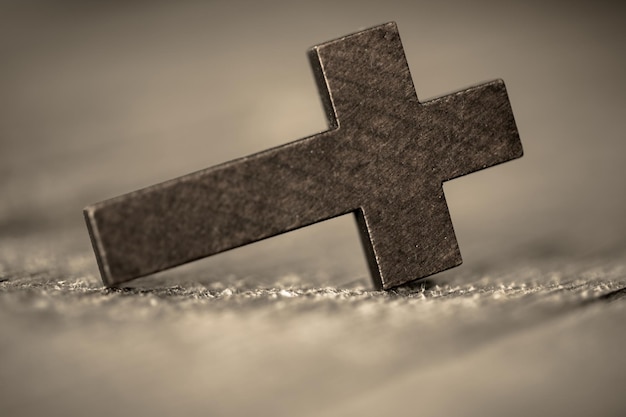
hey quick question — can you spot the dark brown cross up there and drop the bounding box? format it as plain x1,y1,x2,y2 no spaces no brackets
84,22,523,290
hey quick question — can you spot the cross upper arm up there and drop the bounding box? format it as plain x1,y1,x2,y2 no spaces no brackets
421,80,523,181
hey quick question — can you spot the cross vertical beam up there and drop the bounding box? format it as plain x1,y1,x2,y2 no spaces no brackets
84,22,523,289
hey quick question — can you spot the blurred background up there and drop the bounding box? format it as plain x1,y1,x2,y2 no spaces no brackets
1,1,625,416
2,0,625,263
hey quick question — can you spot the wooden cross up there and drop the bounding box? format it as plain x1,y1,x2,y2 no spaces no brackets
84,22,523,290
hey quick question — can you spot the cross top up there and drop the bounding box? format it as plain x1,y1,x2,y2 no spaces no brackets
85,22,523,289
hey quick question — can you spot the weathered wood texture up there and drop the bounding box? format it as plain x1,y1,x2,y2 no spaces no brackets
84,23,522,289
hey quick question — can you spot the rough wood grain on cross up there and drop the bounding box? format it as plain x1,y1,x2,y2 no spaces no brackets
84,22,523,289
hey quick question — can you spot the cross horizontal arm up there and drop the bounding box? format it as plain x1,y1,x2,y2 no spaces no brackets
309,22,419,128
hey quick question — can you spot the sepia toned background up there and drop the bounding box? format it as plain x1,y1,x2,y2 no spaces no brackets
1,1,625,416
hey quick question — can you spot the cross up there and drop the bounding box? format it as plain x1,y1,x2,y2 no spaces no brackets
84,22,523,290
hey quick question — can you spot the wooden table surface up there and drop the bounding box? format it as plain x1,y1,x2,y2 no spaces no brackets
2,1,625,416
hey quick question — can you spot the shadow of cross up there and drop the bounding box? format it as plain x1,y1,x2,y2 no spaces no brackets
84,22,523,290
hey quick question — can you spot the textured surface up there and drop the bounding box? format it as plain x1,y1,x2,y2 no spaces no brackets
1,236,625,417
85,23,522,289
2,2,626,417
